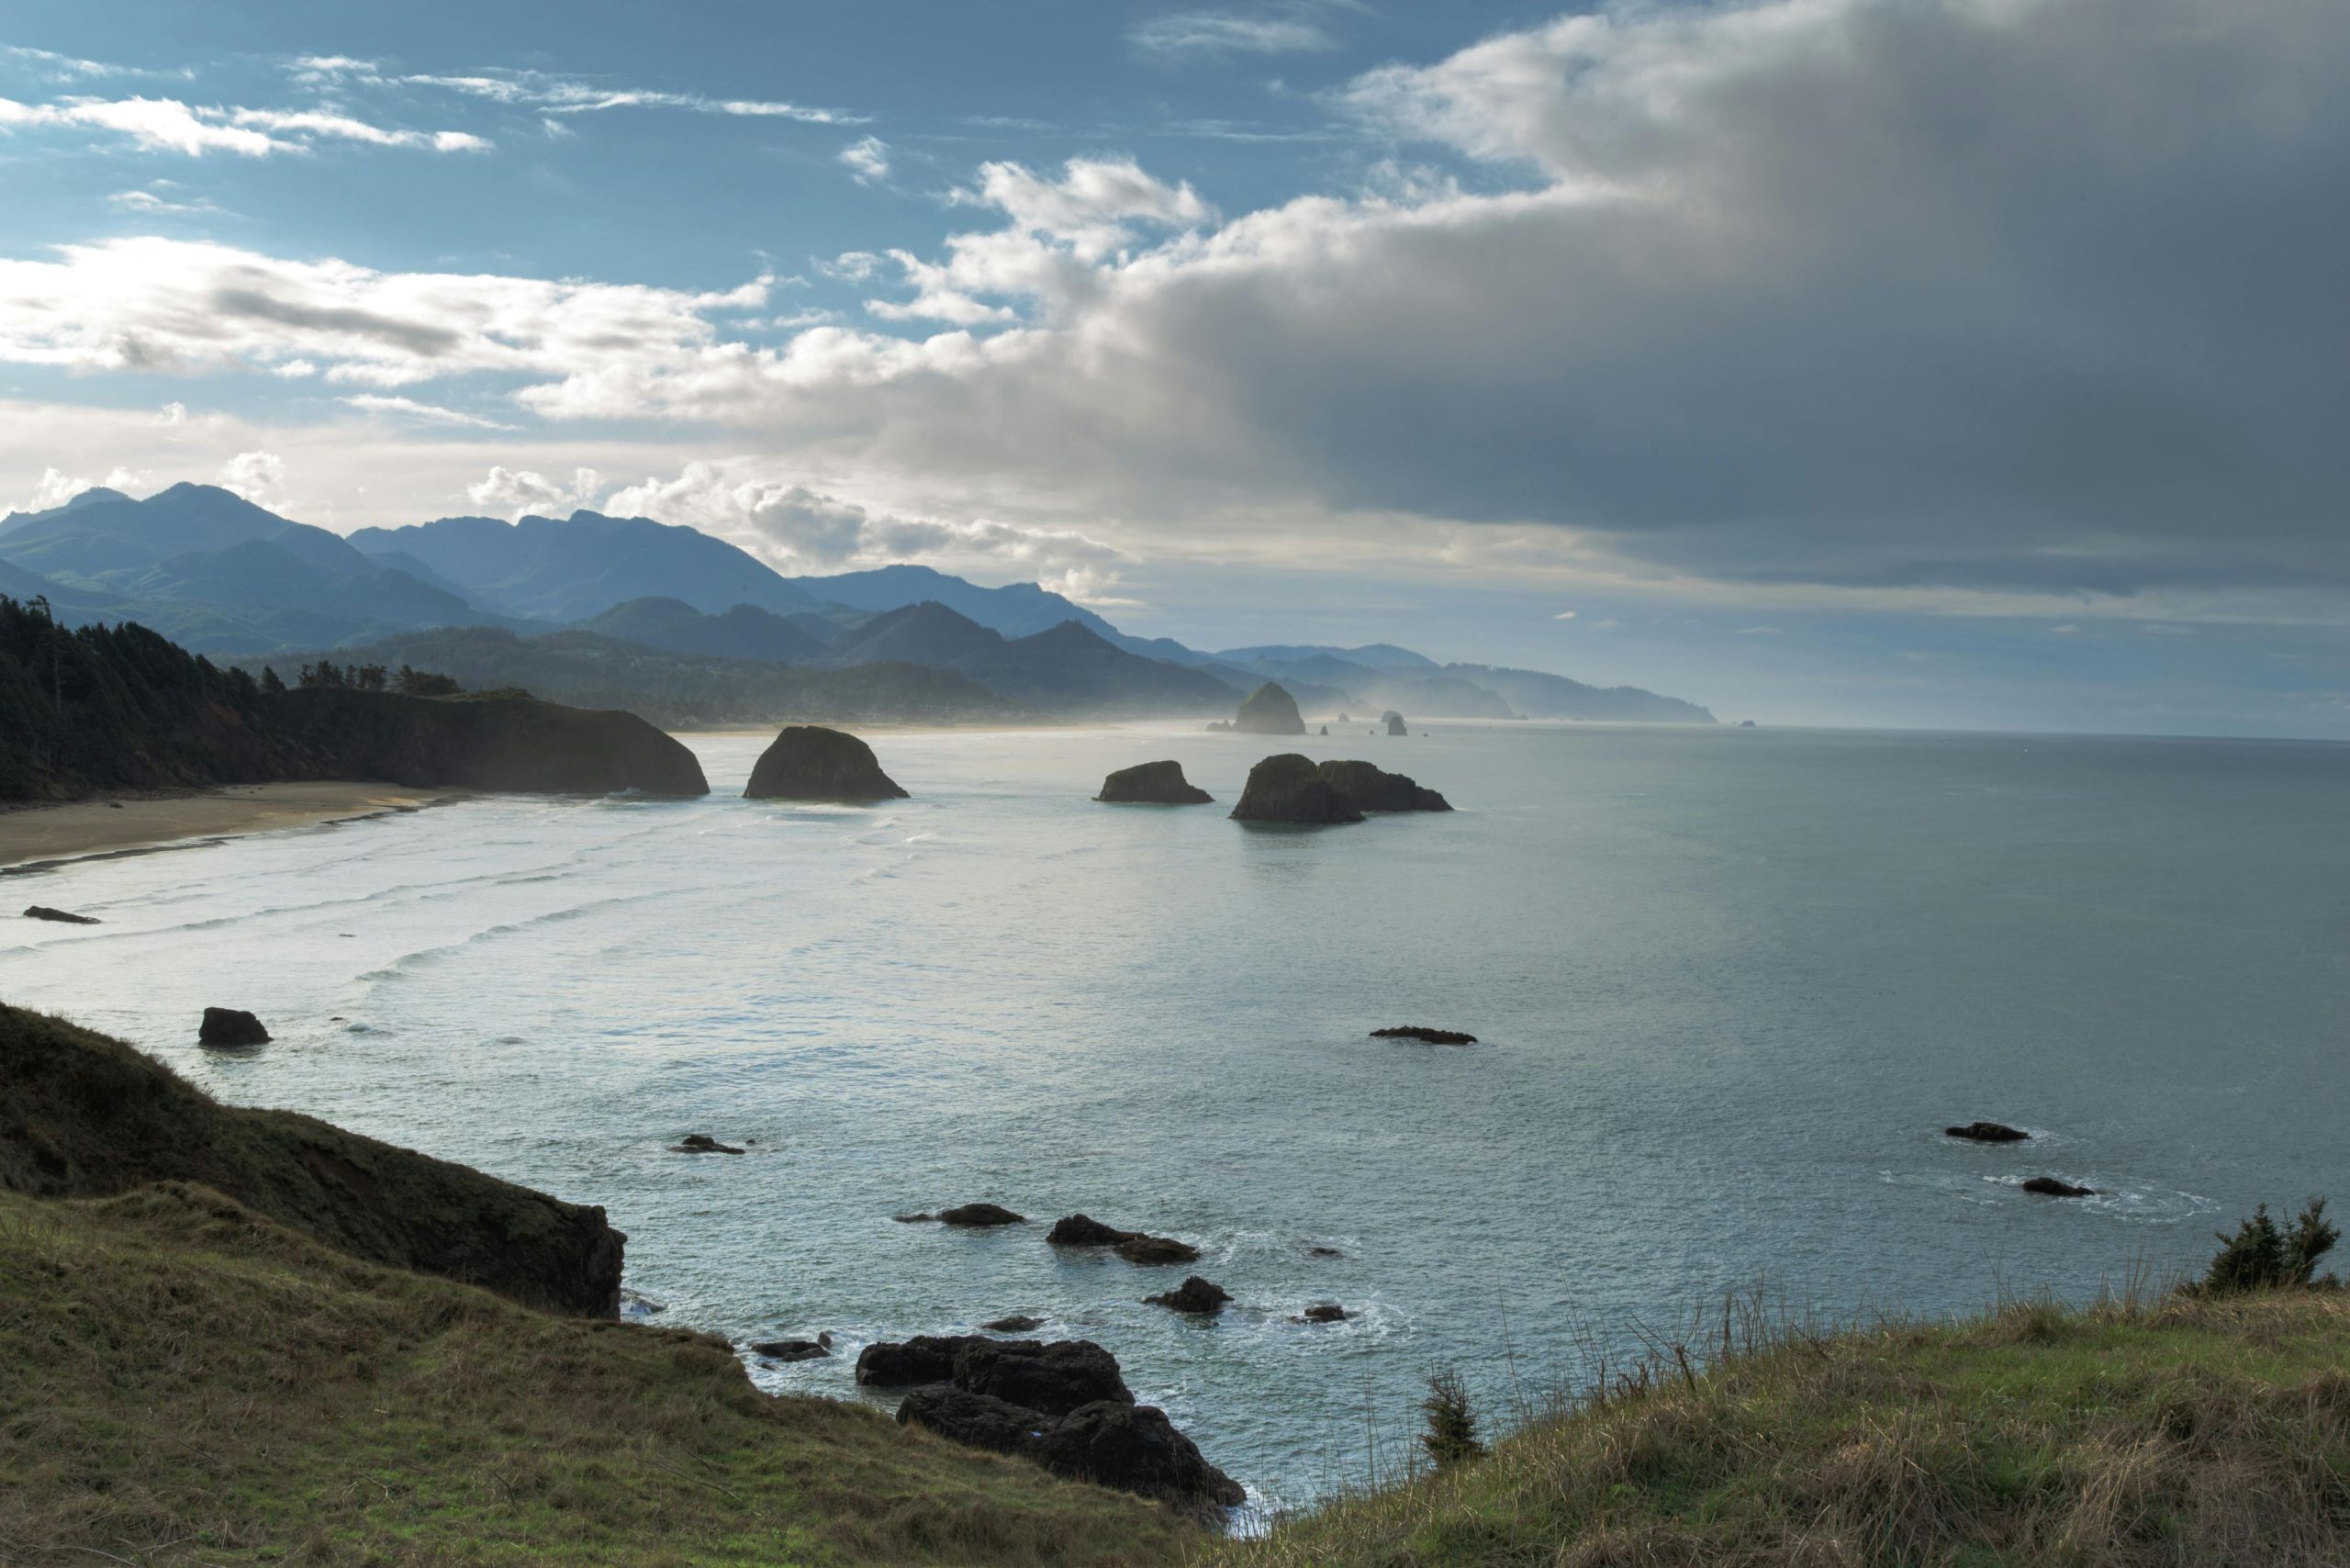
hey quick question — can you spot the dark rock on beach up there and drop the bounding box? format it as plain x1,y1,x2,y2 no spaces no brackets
671,1133,744,1154
197,1007,271,1047
1230,753,1365,824
1372,1025,1478,1045
1096,760,1213,805
1235,681,1307,736
1318,759,1450,812
1947,1121,2031,1142
743,724,908,801
1145,1276,1231,1316
22,906,99,924
938,1202,1025,1227
2022,1176,2097,1197
983,1315,1046,1333
750,1334,833,1361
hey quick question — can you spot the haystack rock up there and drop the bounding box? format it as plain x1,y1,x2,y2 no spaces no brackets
1229,754,1364,825
1235,682,1306,736
1382,711,1407,736
1317,760,1450,812
938,1203,1025,1226
1144,1276,1231,1316
197,1007,270,1047
1095,760,1212,805
744,725,908,801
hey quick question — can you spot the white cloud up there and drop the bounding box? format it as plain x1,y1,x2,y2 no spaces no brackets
272,358,317,378
404,70,849,123
839,135,890,184
0,95,491,156
226,107,489,151
157,400,186,425
1552,610,1577,620
1131,11,1335,61
106,185,228,216
215,449,286,506
465,464,602,519
339,393,515,430
13,463,146,511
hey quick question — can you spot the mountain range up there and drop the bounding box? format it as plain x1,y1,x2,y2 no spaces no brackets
0,484,1714,724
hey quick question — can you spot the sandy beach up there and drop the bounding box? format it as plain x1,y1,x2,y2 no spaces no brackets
0,783,461,869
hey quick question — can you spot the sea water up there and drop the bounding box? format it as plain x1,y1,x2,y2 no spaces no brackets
6,722,2346,1512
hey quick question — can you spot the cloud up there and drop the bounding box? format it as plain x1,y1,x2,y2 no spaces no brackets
839,135,890,184
403,70,849,123
1735,626,1784,636
1131,11,1337,61
106,185,228,216
13,463,146,511
602,460,1132,588
0,95,490,156
214,449,286,506
465,465,602,519
338,393,515,430
1552,610,1576,620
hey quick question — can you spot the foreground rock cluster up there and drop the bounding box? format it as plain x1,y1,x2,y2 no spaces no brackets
858,1334,1245,1513
1230,755,1453,823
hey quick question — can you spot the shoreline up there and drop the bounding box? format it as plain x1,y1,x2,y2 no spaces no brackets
0,782,464,871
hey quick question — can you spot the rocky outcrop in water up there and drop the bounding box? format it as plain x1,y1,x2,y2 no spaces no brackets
938,1202,1025,1226
1229,754,1365,824
1046,1213,1202,1264
198,1007,271,1047
1296,1303,1348,1323
672,1134,744,1154
750,1334,832,1361
22,906,98,924
275,687,709,796
1383,711,1407,736
984,1315,1046,1333
1145,1276,1231,1316
1095,761,1213,805
871,1332,1241,1511
1317,760,1450,812
1235,682,1306,736
743,725,908,801
0,1003,627,1317
1947,1121,2030,1142
1116,1234,1202,1265
2022,1176,2097,1197
1371,1025,1477,1045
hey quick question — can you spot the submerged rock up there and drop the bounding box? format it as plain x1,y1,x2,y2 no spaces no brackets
1308,1245,1344,1259
2022,1176,2097,1197
1145,1276,1231,1316
197,1007,270,1047
938,1202,1025,1227
892,1211,936,1224
1371,1025,1478,1045
22,906,98,924
1096,760,1213,805
671,1133,744,1154
743,724,908,801
1383,711,1407,736
983,1315,1046,1334
1235,682,1307,736
1947,1121,2031,1142
1229,754,1365,824
1296,1303,1348,1323
1317,759,1450,812
750,1333,833,1361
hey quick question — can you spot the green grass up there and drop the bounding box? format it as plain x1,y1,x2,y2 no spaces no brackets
0,1182,1193,1566
1210,1288,2350,1567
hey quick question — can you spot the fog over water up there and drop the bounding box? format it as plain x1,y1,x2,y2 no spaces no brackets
6,722,2345,1512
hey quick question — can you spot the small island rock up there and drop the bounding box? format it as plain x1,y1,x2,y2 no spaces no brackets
1383,711,1408,736
1235,682,1307,736
1371,1025,1478,1045
750,1333,833,1361
938,1202,1026,1227
983,1315,1046,1333
1115,1234,1202,1266
671,1133,745,1154
1230,754,1364,824
1096,760,1213,805
1145,1276,1231,1316
197,1007,271,1047
1318,760,1450,812
1296,1303,1347,1323
744,725,909,801
1046,1213,1135,1248
2021,1176,2097,1197
1947,1121,2031,1143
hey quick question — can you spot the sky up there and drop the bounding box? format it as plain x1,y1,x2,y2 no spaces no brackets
1,0,2345,737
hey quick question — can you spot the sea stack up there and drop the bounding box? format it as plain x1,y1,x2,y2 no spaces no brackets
1235,682,1307,736
744,725,909,801
1230,754,1365,824
1316,760,1450,812
1095,760,1213,805
1382,711,1408,736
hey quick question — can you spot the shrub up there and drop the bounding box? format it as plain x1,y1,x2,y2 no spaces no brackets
1422,1368,1484,1470
2204,1197,2338,1294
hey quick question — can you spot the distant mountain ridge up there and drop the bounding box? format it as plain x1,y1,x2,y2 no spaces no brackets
2,482,1716,724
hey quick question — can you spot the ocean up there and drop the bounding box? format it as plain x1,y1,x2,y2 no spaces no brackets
6,721,2346,1515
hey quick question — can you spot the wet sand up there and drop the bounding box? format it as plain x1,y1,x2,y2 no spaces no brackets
0,783,460,869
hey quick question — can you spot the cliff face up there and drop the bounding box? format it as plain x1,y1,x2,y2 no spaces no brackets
0,1003,626,1317
272,687,710,796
